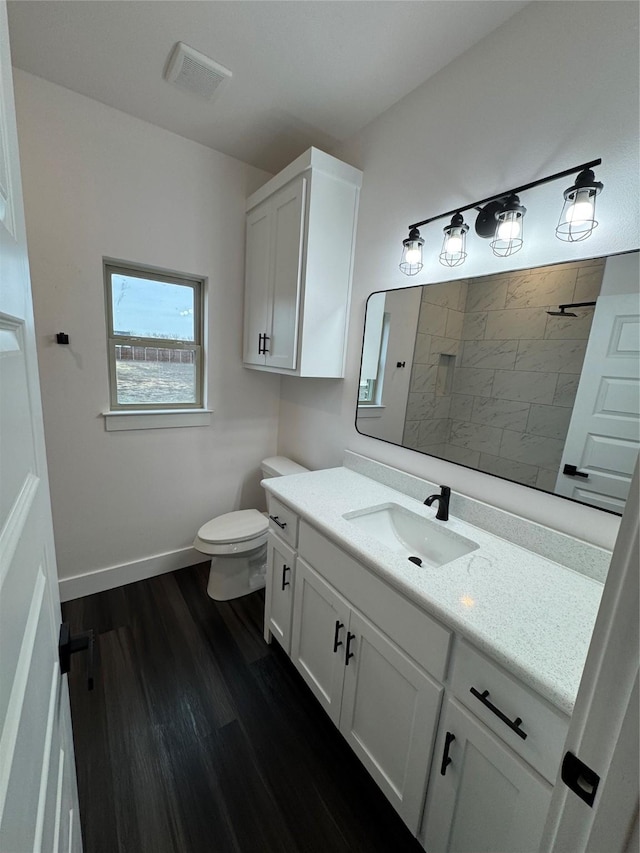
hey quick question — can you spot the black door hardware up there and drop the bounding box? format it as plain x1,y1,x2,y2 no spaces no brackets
258,333,271,354
281,565,291,590
561,752,600,807
333,620,344,653
563,464,589,479
396,361,406,368
59,622,95,691
440,732,455,776
56,332,70,345
345,632,356,665
269,515,287,530
258,333,264,354
470,687,527,739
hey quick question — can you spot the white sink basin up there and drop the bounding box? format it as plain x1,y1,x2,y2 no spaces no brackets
343,502,479,568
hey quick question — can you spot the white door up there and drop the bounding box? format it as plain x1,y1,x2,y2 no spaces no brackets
264,534,296,653
0,6,82,851
339,610,443,834
555,291,640,512
423,700,551,853
265,176,306,371
290,558,349,726
243,199,271,366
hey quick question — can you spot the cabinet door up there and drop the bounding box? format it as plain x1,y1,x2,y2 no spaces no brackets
290,558,350,726
339,611,443,834
243,200,271,365
265,176,306,370
264,535,296,654
423,700,552,853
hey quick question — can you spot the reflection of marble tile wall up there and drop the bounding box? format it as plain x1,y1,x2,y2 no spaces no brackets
403,258,605,490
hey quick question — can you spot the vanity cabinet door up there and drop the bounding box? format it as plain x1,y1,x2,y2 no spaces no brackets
243,199,271,366
290,558,350,726
339,610,443,834
264,534,296,654
422,700,552,853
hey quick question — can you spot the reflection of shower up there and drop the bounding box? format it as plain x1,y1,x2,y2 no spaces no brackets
546,300,596,317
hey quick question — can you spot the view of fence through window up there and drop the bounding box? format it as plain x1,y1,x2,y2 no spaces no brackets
106,264,202,407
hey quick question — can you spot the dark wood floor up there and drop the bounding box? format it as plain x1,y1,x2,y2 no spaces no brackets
63,563,425,853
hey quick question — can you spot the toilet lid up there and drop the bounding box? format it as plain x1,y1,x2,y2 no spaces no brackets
197,509,268,544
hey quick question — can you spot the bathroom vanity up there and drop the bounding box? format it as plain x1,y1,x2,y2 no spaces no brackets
262,452,609,852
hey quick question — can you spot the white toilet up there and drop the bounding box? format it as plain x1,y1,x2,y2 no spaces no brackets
194,456,308,601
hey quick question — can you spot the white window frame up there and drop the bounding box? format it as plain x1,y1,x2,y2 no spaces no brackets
104,260,205,412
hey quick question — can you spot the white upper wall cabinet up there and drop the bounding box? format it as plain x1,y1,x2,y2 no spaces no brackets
243,147,362,377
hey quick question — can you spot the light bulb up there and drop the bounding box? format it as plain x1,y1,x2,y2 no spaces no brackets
566,196,594,225
404,246,422,264
497,217,521,241
444,234,463,254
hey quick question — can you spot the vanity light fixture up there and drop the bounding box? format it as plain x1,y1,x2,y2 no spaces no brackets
399,158,602,276
556,167,603,242
439,213,469,267
399,227,425,276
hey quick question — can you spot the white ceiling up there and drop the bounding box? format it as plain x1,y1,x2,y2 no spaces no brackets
7,1,527,174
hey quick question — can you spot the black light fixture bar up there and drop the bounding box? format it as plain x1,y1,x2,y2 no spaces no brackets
408,158,602,231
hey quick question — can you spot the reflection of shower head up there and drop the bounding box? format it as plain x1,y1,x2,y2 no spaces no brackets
546,300,596,317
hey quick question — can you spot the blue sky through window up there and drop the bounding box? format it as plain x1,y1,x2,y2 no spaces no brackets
111,275,195,341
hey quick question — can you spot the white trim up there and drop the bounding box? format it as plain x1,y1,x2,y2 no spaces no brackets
52,748,64,853
102,408,213,431
58,546,204,601
357,405,385,419
0,472,39,586
34,663,60,853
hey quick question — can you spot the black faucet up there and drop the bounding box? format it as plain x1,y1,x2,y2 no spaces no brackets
424,486,451,521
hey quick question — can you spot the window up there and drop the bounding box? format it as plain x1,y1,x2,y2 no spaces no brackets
105,261,204,410
358,294,390,406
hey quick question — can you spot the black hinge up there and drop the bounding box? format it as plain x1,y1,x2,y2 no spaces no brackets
561,752,600,807
59,622,95,691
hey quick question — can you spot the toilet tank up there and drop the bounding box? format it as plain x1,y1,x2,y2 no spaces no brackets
260,456,309,479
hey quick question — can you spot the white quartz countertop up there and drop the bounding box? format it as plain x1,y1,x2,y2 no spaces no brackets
263,466,604,716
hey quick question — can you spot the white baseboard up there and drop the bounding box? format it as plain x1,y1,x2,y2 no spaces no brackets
58,547,205,602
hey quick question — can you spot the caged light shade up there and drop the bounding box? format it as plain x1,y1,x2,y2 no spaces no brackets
490,194,526,257
439,213,469,267
556,168,603,242
399,227,425,275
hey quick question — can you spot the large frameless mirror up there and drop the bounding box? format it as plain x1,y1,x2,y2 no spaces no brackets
356,250,639,514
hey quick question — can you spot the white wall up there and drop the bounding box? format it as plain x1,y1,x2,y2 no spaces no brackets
278,1,640,550
13,70,281,588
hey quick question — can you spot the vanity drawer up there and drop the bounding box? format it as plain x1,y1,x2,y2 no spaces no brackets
267,497,299,548
298,521,451,681
450,640,569,784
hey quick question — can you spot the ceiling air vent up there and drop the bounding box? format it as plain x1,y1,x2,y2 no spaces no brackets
164,42,232,100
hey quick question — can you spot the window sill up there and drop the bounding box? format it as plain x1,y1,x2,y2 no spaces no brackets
356,405,385,420
102,409,213,431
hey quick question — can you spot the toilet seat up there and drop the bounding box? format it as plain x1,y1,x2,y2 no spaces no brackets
194,509,269,556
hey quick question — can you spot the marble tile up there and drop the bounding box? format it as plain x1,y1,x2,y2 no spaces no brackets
418,301,448,336
421,280,463,309
553,374,580,408
450,420,503,455
413,333,432,364
536,468,559,492
410,363,438,393
443,444,480,467
445,308,464,340
418,443,447,458
471,397,530,430
573,264,605,303
499,429,565,470
461,340,519,370
427,336,460,363
465,278,508,313
461,311,488,341
492,370,557,404
452,367,495,397
544,308,595,340
436,359,455,397
457,281,469,312
527,404,573,440
484,307,547,340
477,453,539,486
405,392,435,421
402,420,420,448
418,418,451,446
515,339,588,374
450,393,474,421
505,268,576,309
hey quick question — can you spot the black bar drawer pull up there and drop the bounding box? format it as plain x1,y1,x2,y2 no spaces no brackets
269,515,287,530
258,333,265,354
563,463,589,479
345,632,356,665
281,565,291,591
440,732,455,776
470,687,527,740
333,620,344,653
